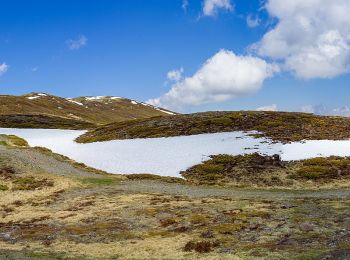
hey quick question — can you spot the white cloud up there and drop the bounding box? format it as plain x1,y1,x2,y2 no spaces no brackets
66,35,88,50
203,0,233,17
167,68,183,81
301,104,350,117
254,0,350,79
256,104,277,111
0,63,8,76
246,14,261,28
301,105,315,113
182,0,189,12
148,49,278,109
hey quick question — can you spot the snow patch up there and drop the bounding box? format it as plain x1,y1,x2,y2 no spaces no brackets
26,96,40,100
66,99,84,106
130,100,138,105
140,102,152,107
85,96,105,100
0,129,276,177
155,108,176,115
26,93,48,100
140,102,175,115
2,128,349,177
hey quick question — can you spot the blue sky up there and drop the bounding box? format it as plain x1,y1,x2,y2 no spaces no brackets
1,0,350,114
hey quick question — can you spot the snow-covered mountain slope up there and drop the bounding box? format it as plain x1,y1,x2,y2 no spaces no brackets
0,93,175,128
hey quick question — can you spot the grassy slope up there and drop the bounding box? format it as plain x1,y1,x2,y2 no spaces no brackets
0,114,96,129
0,136,350,259
76,110,350,143
181,153,350,189
0,93,173,129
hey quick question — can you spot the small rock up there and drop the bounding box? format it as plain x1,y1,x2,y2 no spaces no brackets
281,204,296,209
201,230,214,238
249,223,259,230
299,222,314,232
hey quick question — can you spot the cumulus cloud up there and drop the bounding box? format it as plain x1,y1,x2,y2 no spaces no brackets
148,50,278,109
203,0,233,16
246,14,261,28
0,63,8,76
254,0,350,79
167,68,183,81
256,104,278,111
66,35,88,50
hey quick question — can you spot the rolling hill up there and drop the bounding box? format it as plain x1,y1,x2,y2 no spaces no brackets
76,111,350,143
0,93,175,129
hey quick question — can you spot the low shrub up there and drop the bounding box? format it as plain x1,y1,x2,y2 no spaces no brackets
0,184,8,191
13,177,54,191
196,164,225,174
7,135,28,147
159,218,177,227
297,165,330,179
183,240,219,253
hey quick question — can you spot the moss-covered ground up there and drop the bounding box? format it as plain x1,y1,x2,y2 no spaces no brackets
76,111,350,143
182,153,350,189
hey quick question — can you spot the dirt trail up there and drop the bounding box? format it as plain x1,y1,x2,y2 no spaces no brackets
116,180,350,200
0,145,105,178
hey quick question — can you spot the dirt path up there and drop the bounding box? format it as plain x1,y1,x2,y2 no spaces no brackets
57,178,350,201
116,180,350,200
0,145,106,178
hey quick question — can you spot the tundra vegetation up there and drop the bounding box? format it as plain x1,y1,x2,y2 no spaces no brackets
182,153,350,189
0,135,349,259
76,111,350,143
0,93,173,129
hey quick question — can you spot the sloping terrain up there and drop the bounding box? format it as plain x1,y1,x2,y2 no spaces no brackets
0,114,96,129
0,135,350,259
76,111,350,143
0,93,174,129
182,153,350,189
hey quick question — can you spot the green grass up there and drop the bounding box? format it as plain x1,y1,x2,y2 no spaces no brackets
0,184,8,191
296,156,350,179
79,177,118,186
126,173,185,184
196,164,225,174
0,135,29,147
7,135,28,147
297,166,330,179
0,141,8,146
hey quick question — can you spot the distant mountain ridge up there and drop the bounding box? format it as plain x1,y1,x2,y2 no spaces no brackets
0,93,175,129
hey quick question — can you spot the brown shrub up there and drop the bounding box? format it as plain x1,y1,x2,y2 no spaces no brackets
183,240,219,253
